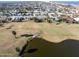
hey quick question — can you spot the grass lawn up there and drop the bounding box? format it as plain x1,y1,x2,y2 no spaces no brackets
0,22,79,56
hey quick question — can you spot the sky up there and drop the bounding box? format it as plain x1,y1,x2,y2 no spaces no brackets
0,0,78,5
0,0,79,1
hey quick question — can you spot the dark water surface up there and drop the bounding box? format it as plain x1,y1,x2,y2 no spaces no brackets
20,38,79,57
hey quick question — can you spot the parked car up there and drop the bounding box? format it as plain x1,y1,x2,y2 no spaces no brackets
0,16,8,23
74,17,79,23
9,16,24,22
34,16,46,22
48,16,60,23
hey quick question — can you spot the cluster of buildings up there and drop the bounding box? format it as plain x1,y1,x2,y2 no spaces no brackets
0,1,79,23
